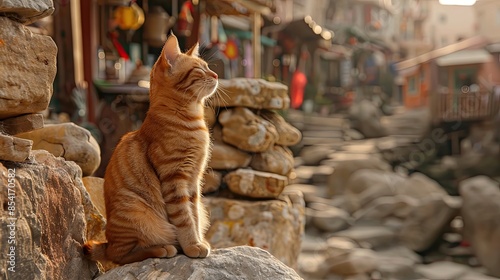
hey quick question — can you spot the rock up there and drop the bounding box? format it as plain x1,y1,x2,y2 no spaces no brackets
399,172,448,199
293,165,315,183
209,139,252,170
0,133,32,162
0,113,44,135
376,246,422,280
219,107,278,153
348,99,387,138
250,145,294,176
459,176,500,277
399,194,462,252
377,256,417,280
82,176,106,219
285,183,331,202
299,145,335,166
458,270,500,280
327,157,391,196
332,225,397,249
297,251,327,280
311,165,335,185
260,110,301,146
344,170,406,213
0,150,100,280
301,233,330,254
96,246,302,280
353,195,419,221
309,206,352,233
376,245,422,264
17,123,101,176
33,151,106,244
214,78,290,110
0,17,57,119
204,192,305,268
322,248,378,276
344,170,447,214
415,261,471,280
0,0,54,24
344,128,365,141
224,168,288,199
203,169,222,194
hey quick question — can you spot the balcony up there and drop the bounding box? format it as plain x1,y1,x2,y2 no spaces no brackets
431,90,500,123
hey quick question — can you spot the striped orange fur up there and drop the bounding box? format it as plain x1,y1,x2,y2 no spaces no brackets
83,34,218,265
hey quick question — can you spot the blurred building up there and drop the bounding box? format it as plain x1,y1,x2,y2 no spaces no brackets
474,0,500,42
423,0,476,49
393,0,432,58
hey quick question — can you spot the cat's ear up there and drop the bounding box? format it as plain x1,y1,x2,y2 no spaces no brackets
186,43,200,57
163,34,181,65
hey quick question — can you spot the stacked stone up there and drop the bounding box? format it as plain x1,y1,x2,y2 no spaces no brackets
0,1,100,176
202,78,306,268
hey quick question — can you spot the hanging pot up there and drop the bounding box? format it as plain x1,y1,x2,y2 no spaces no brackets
143,6,176,48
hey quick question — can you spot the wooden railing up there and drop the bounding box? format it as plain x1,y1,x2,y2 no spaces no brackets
431,90,500,123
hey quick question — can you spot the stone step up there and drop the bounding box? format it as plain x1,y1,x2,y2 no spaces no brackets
301,137,344,146
302,130,344,138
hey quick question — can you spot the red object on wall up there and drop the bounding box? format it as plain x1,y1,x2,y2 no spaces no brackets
224,39,239,60
290,70,307,109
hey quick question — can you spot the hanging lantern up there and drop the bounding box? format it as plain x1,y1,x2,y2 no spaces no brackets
177,1,194,37
224,39,238,60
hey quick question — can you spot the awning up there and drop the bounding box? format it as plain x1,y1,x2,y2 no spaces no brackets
397,65,419,77
436,49,492,67
205,0,275,17
225,29,277,46
281,18,332,42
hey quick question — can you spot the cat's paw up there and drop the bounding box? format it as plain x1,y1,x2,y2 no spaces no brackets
162,245,178,258
183,242,211,258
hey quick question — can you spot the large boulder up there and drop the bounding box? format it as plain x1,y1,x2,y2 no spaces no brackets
204,191,305,268
348,99,387,138
327,157,391,196
459,176,500,277
344,170,448,213
0,17,57,119
213,78,290,110
0,150,101,280
399,194,462,252
17,123,101,176
0,0,54,24
95,246,303,280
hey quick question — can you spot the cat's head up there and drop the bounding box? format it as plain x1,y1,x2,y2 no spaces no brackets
150,34,218,105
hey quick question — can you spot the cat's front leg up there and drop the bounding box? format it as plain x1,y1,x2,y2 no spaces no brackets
162,183,210,258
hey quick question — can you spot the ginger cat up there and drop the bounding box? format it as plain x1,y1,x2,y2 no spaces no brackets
83,34,218,265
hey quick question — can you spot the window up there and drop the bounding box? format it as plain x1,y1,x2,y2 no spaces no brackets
439,14,447,23
408,76,418,95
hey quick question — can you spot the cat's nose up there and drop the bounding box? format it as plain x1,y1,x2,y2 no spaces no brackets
209,71,218,79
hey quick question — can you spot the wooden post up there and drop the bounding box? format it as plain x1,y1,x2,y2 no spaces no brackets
252,12,261,78
70,0,84,85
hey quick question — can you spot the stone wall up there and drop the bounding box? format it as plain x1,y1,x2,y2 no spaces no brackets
0,2,103,279
0,0,100,176
202,78,306,268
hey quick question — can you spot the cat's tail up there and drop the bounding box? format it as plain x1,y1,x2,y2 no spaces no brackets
83,240,108,262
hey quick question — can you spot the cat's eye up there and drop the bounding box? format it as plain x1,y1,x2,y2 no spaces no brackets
194,67,205,73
